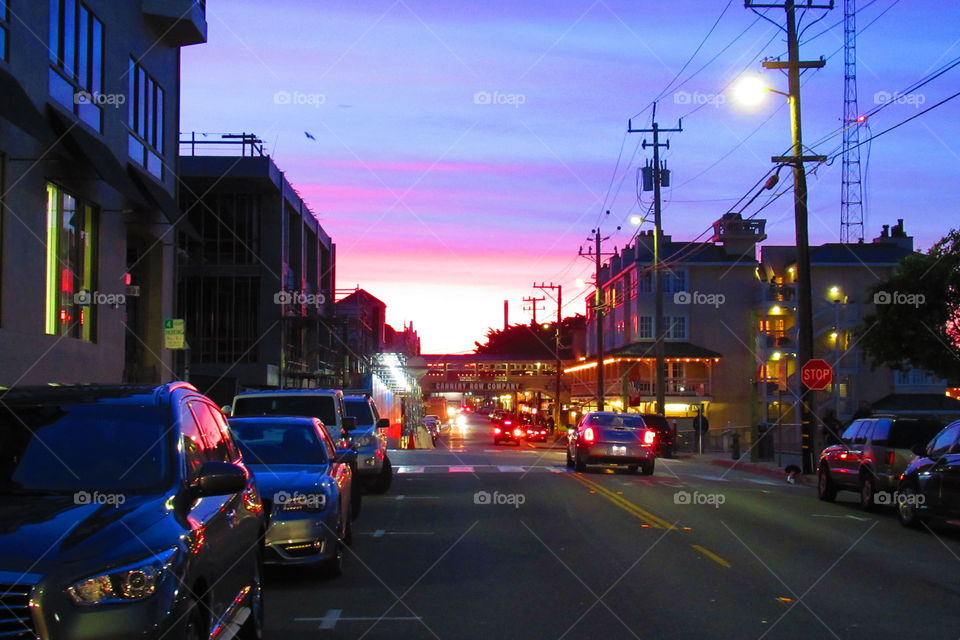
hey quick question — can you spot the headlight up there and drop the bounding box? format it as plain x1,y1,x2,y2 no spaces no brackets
352,435,376,447
67,549,176,606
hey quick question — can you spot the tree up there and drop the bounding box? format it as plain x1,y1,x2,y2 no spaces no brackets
855,229,960,381
474,315,584,358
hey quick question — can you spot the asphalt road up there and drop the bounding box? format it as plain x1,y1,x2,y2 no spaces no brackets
263,414,960,640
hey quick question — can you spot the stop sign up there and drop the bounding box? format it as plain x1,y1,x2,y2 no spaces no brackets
801,359,833,390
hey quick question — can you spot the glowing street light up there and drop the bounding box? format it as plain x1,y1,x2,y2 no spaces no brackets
629,214,643,225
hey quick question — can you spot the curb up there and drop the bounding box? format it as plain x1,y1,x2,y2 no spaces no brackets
709,458,812,484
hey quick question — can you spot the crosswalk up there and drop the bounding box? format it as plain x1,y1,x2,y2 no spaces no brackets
396,465,568,474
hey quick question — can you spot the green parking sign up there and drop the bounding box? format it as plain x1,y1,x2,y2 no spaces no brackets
164,319,186,349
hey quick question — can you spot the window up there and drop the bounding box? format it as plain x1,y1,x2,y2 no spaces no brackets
666,316,687,340
45,183,96,340
190,401,239,463
664,270,687,294
840,422,861,444
638,270,652,293
928,424,960,457
49,0,104,130
638,316,653,339
853,420,872,445
1,0,9,61
128,58,165,179
179,403,206,482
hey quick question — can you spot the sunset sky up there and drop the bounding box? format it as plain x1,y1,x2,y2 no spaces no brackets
180,0,960,353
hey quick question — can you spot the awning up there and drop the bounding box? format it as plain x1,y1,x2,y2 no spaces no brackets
0,68,55,143
608,342,722,360
46,106,148,207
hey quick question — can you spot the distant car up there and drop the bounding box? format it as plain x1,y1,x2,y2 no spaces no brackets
567,412,657,475
817,416,943,510
493,414,525,445
423,414,442,437
897,419,960,528
343,394,394,494
476,406,493,415
490,410,507,424
524,424,549,442
0,383,266,640
230,416,356,576
637,414,675,457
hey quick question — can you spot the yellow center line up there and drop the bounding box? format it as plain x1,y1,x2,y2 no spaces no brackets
691,544,733,568
570,473,675,530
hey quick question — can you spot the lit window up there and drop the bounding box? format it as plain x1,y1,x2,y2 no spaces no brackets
128,58,165,179
45,183,97,340
48,0,104,130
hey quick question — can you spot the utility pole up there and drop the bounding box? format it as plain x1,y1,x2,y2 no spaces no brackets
522,296,545,325
747,0,831,474
628,102,681,416
579,218,617,411
534,282,563,431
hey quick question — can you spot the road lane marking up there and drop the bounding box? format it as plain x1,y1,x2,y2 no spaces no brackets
497,466,526,472
360,530,434,537
295,609,422,629
393,495,440,500
811,514,872,521
570,474,675,529
691,544,732,568
449,465,474,472
396,466,424,474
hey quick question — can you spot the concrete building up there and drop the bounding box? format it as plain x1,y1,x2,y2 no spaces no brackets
177,134,336,402
0,1,206,385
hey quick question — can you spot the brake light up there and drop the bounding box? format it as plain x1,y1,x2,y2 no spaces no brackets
886,451,896,466
504,420,512,426
583,427,595,443
493,427,501,434
514,428,523,437
642,429,656,446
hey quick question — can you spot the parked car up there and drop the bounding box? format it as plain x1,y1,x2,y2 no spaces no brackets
567,412,657,475
0,383,266,640
897,419,960,528
423,414,442,441
230,389,361,516
343,395,394,493
817,415,943,510
229,416,356,576
524,424,549,442
493,414,525,445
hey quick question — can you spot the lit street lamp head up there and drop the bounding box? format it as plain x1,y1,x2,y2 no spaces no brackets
731,75,769,108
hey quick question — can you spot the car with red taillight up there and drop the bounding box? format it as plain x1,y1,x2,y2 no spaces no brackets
524,424,549,443
566,412,657,475
818,415,942,510
493,414,525,445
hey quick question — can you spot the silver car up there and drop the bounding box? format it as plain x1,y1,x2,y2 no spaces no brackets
567,412,657,475
229,416,356,577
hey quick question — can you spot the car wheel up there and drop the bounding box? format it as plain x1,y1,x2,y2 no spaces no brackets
627,464,639,474
817,467,837,502
574,449,586,473
183,598,207,640
493,438,499,445
343,505,354,546
641,461,655,476
859,475,877,512
566,449,574,469
897,484,922,529
321,522,344,578
237,550,264,640
367,457,393,495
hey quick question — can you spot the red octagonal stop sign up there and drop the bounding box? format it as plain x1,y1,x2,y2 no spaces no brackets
801,359,833,390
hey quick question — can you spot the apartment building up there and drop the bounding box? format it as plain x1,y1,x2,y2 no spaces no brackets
0,0,206,385
177,134,337,401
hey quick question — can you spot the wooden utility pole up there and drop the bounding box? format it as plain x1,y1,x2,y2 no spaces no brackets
534,282,563,430
628,102,682,416
746,0,831,473
522,296,545,325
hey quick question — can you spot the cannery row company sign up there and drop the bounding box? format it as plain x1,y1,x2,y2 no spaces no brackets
430,381,522,392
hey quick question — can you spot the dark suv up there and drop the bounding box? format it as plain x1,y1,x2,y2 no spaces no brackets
0,383,266,640
818,415,943,510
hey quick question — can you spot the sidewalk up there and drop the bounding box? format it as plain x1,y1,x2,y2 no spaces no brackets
388,425,435,450
674,452,814,485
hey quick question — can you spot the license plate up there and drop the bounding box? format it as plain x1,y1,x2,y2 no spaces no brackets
612,445,626,456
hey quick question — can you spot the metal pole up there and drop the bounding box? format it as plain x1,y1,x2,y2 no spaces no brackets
595,229,605,411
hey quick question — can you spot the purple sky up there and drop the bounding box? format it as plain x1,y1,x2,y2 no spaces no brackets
180,0,960,353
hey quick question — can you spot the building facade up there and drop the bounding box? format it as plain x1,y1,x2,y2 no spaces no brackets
0,0,206,386
177,134,336,402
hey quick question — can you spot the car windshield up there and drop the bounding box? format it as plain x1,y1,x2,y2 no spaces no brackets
230,422,328,466
587,414,645,428
0,403,171,495
344,400,375,427
233,395,338,427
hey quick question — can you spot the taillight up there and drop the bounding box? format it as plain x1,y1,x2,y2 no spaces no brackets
504,420,512,425
583,427,595,443
493,427,501,434
514,428,523,437
642,429,656,446
886,451,896,466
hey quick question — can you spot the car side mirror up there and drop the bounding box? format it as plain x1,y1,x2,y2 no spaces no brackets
334,448,357,465
911,443,927,457
194,461,247,497
342,416,357,430
376,418,390,430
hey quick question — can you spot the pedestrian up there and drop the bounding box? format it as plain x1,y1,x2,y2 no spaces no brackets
820,409,842,446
